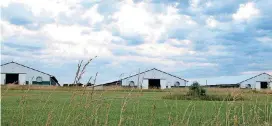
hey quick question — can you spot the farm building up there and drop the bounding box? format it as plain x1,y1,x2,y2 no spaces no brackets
101,68,188,89
194,73,272,90
1,61,59,86
238,73,272,90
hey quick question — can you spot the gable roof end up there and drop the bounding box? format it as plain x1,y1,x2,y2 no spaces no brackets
237,73,272,84
121,68,188,82
1,61,53,76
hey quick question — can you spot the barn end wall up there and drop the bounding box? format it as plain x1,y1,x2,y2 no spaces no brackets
240,73,272,90
121,69,187,89
1,63,51,85
1,74,5,85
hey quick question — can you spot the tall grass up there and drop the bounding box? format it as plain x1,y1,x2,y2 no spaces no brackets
1,85,272,126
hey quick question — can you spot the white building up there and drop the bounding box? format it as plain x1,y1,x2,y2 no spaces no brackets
120,68,188,89
238,73,272,90
1,62,59,86
192,73,272,90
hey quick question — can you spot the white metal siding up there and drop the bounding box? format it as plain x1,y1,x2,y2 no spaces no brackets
160,79,166,89
240,74,271,90
142,79,148,89
121,69,187,89
1,74,5,85
1,63,51,84
19,74,26,85
255,82,261,90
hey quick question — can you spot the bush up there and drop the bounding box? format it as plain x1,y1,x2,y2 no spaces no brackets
187,81,206,96
69,84,76,87
86,83,93,86
76,83,83,87
63,84,69,87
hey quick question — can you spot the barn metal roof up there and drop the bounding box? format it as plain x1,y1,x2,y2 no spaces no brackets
189,73,272,86
237,73,272,84
121,68,189,82
1,61,53,76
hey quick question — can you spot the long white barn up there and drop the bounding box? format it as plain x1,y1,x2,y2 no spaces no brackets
1,62,59,86
120,68,188,89
194,73,272,90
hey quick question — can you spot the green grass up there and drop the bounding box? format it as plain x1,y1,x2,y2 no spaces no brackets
162,93,245,101
1,87,272,126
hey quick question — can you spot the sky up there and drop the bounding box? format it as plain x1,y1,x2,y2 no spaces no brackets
1,0,272,85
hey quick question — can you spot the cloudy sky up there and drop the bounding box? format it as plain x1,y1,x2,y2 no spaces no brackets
1,0,272,84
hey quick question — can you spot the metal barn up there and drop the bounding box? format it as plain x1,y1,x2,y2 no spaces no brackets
120,68,188,89
1,62,59,86
238,73,272,90
195,73,272,90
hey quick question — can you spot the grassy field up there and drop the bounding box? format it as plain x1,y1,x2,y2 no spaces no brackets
1,86,272,126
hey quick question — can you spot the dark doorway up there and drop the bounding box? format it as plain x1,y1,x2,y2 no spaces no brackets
260,82,268,89
6,74,19,84
148,79,160,89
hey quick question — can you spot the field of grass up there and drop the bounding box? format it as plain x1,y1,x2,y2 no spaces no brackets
1,86,272,126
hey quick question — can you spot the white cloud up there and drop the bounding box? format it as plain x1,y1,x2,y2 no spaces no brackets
2,17,198,65
188,0,211,12
1,20,37,41
3,0,257,83
256,37,272,43
204,45,231,56
82,4,104,25
111,1,154,36
1,20,116,61
167,39,192,46
115,55,217,69
39,23,124,60
41,41,113,60
119,55,177,66
233,2,260,21
110,40,194,58
206,16,218,28
189,0,200,8
241,71,272,75
0,0,221,68
41,24,90,42
41,23,123,44
109,0,197,43
2,0,82,17
1,43,43,62
205,1,212,7
135,43,191,57
0,6,201,68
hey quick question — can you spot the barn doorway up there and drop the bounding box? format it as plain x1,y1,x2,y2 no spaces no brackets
6,74,19,84
148,79,160,89
260,82,268,89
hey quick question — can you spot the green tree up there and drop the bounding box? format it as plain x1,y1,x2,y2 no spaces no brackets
187,81,206,96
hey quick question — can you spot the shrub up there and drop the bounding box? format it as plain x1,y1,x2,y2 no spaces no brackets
76,83,83,87
86,83,93,86
69,84,76,87
187,81,206,96
63,84,69,87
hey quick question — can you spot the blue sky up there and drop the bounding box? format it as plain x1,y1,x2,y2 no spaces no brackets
1,0,272,85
